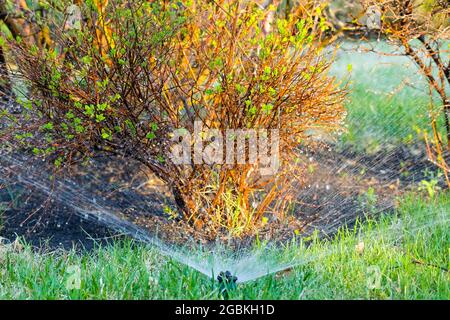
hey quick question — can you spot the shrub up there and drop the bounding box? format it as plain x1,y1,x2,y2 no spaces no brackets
2,0,345,235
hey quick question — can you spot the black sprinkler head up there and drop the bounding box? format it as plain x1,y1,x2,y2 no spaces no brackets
217,271,237,299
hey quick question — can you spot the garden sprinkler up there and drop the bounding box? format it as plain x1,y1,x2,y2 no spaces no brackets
217,271,238,299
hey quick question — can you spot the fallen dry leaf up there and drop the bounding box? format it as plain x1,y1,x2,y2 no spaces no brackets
355,241,365,254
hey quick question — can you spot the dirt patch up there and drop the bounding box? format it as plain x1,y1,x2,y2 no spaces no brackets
0,199,119,250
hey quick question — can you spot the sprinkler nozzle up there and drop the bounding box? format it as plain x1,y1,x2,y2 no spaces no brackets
217,271,237,299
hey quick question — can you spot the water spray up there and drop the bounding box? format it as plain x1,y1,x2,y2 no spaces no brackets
1,42,445,293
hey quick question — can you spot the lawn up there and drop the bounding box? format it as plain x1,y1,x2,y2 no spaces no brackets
0,191,448,300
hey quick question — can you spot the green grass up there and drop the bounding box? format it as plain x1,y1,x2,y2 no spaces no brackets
0,191,448,300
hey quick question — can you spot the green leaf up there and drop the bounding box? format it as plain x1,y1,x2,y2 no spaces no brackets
262,103,273,114
54,157,63,167
262,216,268,225
96,114,106,123
84,105,95,118
42,122,54,130
75,125,84,134
101,128,112,140
66,111,75,119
